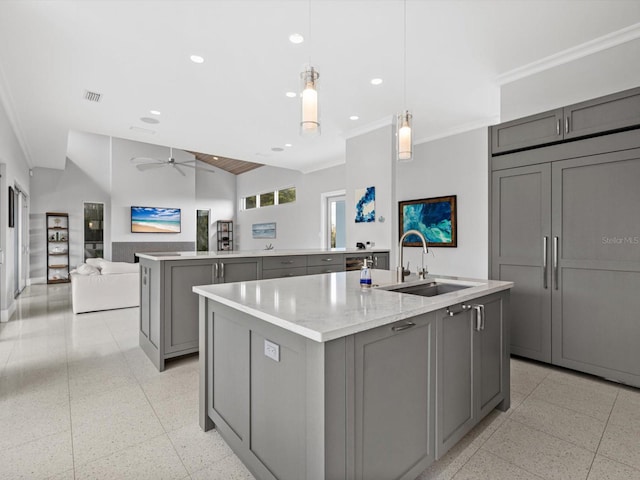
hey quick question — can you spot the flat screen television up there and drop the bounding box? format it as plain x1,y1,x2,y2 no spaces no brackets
131,206,181,233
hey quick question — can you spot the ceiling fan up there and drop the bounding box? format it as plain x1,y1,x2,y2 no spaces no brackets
130,147,215,176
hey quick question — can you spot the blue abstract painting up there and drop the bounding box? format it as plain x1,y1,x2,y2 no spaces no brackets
399,196,457,247
355,186,375,223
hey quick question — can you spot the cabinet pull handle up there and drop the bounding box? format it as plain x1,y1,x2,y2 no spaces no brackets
472,304,485,331
447,304,472,317
281,260,294,264
565,117,570,134
392,321,416,332
543,236,548,289
553,236,559,290
322,258,332,262
214,263,219,279
220,262,225,280
373,256,378,267
556,119,561,135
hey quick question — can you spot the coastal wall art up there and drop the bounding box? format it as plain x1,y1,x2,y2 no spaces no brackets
131,206,181,233
399,195,457,247
252,222,276,239
355,186,375,223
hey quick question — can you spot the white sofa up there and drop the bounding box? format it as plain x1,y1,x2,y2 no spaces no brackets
70,258,140,314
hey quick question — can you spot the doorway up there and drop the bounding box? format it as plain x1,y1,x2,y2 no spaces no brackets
324,191,346,249
84,202,104,260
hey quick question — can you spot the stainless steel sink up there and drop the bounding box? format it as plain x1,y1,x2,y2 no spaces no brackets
385,281,472,297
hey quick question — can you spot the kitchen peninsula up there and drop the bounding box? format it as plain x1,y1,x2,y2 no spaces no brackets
194,270,512,480
137,249,390,370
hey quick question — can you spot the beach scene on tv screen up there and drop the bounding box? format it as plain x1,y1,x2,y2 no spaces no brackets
131,207,181,233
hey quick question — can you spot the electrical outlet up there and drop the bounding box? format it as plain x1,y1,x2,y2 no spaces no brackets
264,339,280,362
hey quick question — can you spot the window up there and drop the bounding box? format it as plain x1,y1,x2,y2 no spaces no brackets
242,187,296,210
245,195,257,209
259,191,275,207
278,187,296,204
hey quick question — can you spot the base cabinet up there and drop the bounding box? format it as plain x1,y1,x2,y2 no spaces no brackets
354,314,436,480
436,292,509,458
201,290,509,480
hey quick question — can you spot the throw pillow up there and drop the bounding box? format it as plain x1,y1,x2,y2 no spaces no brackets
76,263,101,275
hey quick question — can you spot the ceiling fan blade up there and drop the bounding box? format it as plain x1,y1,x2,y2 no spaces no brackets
136,163,167,171
130,156,163,164
172,164,187,176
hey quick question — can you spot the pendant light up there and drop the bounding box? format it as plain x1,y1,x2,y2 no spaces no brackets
396,0,412,161
300,0,320,137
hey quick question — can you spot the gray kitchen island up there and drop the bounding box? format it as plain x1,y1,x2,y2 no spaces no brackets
194,270,512,480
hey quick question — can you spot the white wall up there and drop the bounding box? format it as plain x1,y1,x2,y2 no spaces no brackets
30,159,111,282
0,97,31,320
236,164,345,250
501,38,640,121
195,160,236,249
396,128,489,279
345,124,395,250
110,138,196,243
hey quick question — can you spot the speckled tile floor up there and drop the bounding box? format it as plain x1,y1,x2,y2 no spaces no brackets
1,284,639,479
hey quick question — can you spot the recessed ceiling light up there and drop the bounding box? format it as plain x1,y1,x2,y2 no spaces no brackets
349,115,360,121
285,91,297,98
140,117,159,124
190,55,204,64
289,33,304,44
284,143,292,147
150,110,161,115
370,78,383,85
213,156,219,160
271,147,284,152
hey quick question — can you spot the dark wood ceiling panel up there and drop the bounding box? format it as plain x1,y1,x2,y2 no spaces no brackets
189,151,263,175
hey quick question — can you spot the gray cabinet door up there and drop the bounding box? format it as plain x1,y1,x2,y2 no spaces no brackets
564,87,640,140
373,252,389,270
218,257,261,283
354,314,436,480
140,264,151,340
436,305,475,458
491,164,552,362
551,150,640,386
491,109,563,154
475,293,507,418
164,260,215,354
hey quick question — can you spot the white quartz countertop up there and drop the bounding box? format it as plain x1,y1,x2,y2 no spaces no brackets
136,248,389,261
193,270,513,343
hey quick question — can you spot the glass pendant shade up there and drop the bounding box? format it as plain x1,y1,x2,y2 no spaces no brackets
397,110,413,161
300,66,320,137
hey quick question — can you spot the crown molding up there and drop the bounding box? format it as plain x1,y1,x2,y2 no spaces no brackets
342,115,394,140
497,22,640,86
414,116,501,145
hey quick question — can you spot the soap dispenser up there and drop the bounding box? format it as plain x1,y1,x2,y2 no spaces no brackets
360,258,372,288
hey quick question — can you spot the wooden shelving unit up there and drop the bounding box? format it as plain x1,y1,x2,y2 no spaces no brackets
46,212,70,284
217,220,233,251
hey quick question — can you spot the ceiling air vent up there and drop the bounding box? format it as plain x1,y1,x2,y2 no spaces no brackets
84,90,102,103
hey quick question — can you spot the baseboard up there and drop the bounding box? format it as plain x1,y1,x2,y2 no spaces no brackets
1,301,16,322
29,276,47,285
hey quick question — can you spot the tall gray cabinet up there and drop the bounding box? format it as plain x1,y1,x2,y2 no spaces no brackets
490,86,640,387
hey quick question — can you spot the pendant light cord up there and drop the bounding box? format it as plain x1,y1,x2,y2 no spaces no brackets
403,0,407,110
308,0,312,65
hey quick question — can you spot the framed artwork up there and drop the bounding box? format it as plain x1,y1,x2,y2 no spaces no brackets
8,186,14,228
252,222,276,239
399,195,457,247
355,186,375,223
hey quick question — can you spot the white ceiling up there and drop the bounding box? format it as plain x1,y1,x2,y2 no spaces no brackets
1,1,640,173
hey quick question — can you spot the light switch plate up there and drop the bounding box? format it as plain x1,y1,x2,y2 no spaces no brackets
264,339,280,362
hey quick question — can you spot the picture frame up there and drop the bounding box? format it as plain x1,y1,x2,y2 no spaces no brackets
130,206,181,233
8,186,14,228
399,195,457,247
252,222,276,239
